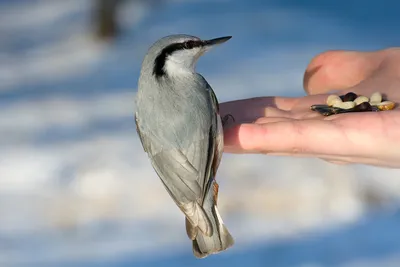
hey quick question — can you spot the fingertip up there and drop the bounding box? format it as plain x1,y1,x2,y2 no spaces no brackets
303,50,345,95
223,123,266,153
303,50,378,95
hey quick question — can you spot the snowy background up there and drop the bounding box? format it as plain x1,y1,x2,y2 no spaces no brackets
1,0,400,266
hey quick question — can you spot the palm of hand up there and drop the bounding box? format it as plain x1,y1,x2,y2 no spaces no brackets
220,49,400,168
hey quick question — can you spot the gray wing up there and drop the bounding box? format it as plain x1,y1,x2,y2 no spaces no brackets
205,79,224,176
135,84,218,236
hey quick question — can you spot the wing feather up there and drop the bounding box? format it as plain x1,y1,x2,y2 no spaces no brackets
134,75,220,238
138,127,215,236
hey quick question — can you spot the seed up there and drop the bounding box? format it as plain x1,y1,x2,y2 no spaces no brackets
376,101,396,111
311,105,349,116
310,105,335,116
310,104,330,109
333,101,356,110
353,102,372,112
354,96,369,106
326,95,342,106
340,92,358,102
370,92,382,105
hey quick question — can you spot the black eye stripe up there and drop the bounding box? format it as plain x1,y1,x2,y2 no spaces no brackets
153,40,204,77
184,40,203,49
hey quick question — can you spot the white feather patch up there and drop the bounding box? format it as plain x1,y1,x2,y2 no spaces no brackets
181,201,212,237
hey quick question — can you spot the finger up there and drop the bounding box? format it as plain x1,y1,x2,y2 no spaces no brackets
254,152,355,162
261,107,294,118
220,97,298,124
242,152,377,167
225,111,399,162
254,117,294,124
319,155,400,168
254,112,322,124
320,159,350,165
223,120,347,154
303,50,384,95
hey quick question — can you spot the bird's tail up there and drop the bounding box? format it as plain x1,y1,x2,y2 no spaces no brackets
185,180,234,258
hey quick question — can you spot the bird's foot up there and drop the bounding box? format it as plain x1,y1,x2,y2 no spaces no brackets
222,114,235,127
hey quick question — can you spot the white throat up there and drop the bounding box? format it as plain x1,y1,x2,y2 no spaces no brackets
164,48,203,76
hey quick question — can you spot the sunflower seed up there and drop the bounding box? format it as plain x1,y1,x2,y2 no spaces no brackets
376,101,396,111
354,96,369,105
326,95,342,106
370,92,382,105
333,101,356,109
340,92,358,102
353,102,374,112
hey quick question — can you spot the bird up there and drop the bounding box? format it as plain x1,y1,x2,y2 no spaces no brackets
135,34,234,258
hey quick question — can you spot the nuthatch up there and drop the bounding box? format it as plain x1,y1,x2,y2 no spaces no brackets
135,34,234,258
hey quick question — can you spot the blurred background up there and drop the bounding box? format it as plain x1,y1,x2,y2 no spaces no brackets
1,0,400,266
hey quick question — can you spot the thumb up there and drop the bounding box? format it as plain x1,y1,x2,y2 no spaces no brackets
303,50,383,95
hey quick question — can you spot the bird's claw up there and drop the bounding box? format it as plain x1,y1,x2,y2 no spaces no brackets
222,114,235,126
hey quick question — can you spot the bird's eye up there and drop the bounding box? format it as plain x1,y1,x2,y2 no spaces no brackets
184,41,196,49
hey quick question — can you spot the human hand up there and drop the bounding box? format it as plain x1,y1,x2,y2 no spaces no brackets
221,48,400,168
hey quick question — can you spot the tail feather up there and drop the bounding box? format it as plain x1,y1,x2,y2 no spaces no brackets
187,179,234,258
185,217,198,240
192,205,234,258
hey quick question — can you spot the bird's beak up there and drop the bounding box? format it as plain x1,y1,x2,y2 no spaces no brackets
203,36,232,47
